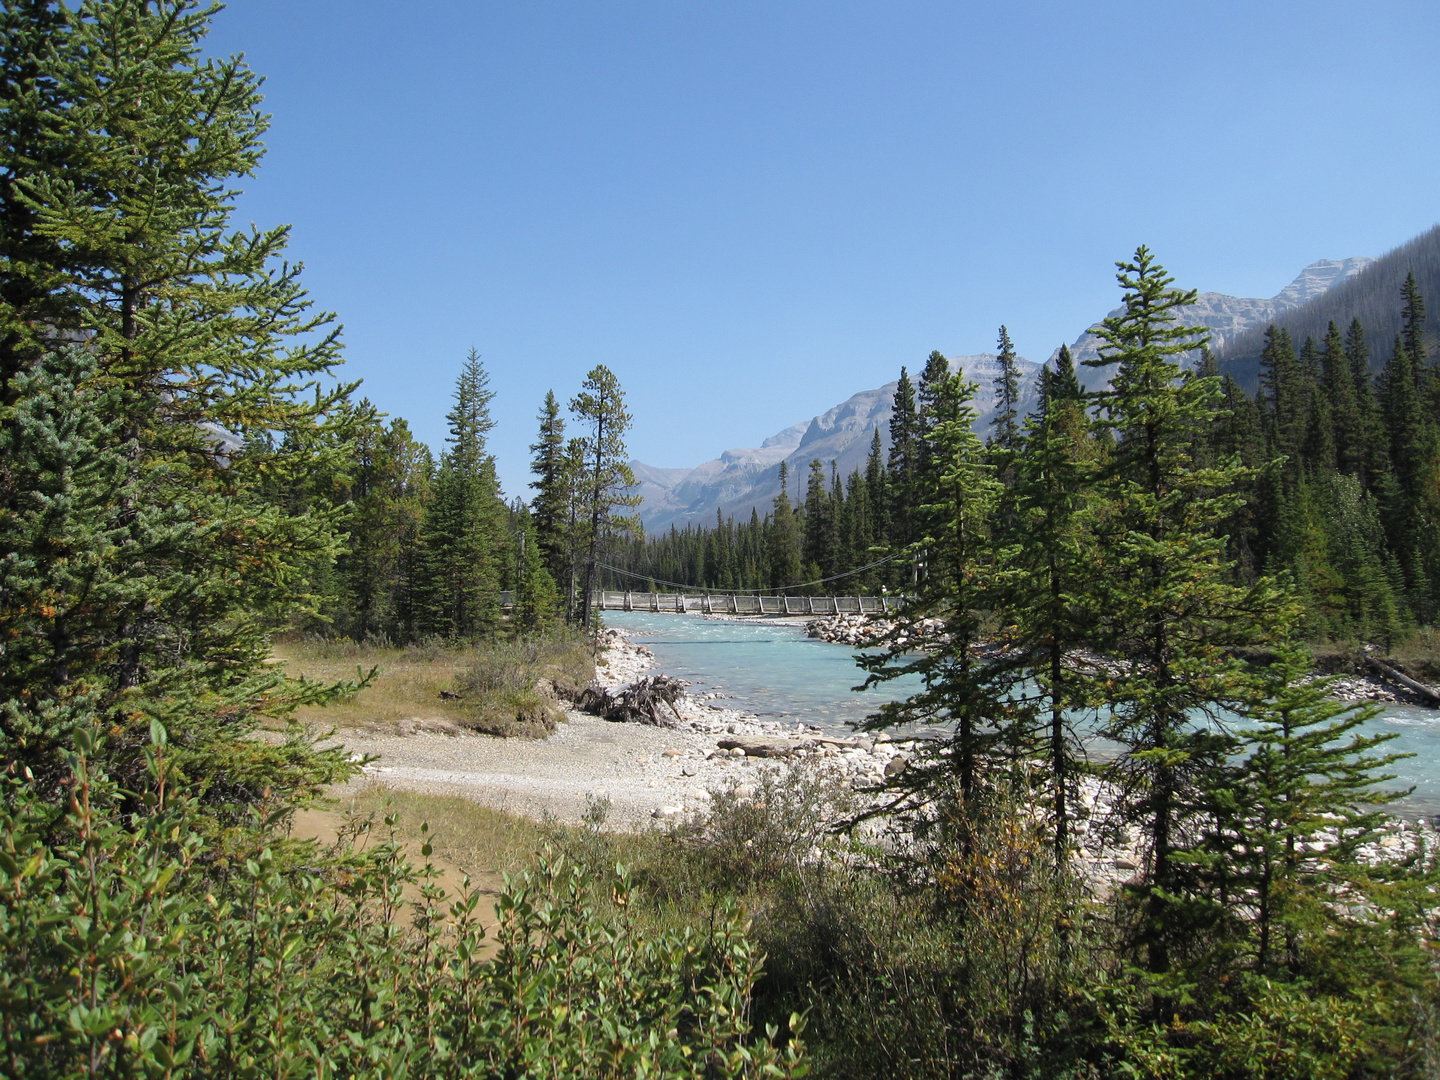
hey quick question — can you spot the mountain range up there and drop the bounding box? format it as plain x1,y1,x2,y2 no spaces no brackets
634,253,1379,531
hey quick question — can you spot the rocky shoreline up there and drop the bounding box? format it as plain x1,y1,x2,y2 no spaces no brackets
592,625,1439,883
339,623,1437,884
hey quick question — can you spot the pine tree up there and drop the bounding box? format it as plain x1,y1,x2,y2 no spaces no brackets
768,460,801,591
887,366,919,551
417,351,506,638
0,1,362,808
1321,321,1362,479
1006,352,1101,864
529,390,570,585
861,368,1010,844
865,426,889,556
335,405,433,641
1083,247,1291,986
570,365,639,628
511,503,560,630
1346,318,1387,494
1217,646,1403,975
803,458,828,578
990,325,1021,452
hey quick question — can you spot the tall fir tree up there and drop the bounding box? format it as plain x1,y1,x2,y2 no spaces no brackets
990,325,1021,452
529,390,570,585
768,460,802,591
570,365,639,628
1083,247,1290,987
0,0,361,810
887,366,919,553
1005,353,1101,864
1217,646,1402,976
417,351,506,639
861,368,1011,848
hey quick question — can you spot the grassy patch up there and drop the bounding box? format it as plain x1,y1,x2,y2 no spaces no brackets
272,631,595,736
343,784,551,882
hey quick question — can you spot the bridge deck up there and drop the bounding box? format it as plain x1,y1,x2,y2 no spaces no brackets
590,591,895,616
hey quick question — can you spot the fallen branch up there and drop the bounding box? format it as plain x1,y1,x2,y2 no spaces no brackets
1367,657,1440,708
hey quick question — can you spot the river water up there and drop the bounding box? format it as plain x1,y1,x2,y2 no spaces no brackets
606,609,1440,815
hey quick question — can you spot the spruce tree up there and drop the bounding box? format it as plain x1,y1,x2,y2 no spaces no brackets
803,458,828,578
865,426,889,556
417,352,506,639
861,367,1010,845
1083,247,1290,985
887,366,919,552
1005,351,1101,864
990,325,1021,452
529,390,570,584
1218,646,1403,975
0,0,362,809
1321,321,1362,479
570,365,639,628
1345,318,1387,494
768,461,802,591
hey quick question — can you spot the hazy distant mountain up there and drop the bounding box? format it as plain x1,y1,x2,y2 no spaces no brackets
634,252,1379,531
1216,226,1440,389
636,355,1039,531
1062,257,1375,391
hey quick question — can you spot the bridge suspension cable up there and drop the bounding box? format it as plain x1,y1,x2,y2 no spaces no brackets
593,550,904,596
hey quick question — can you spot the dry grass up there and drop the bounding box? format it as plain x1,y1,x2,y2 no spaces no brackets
1389,627,1440,682
340,784,548,883
270,633,595,735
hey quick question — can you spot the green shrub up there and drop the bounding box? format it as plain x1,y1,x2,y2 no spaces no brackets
452,632,593,737
0,735,807,1078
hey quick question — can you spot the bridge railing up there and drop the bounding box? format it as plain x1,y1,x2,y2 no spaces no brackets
590,591,896,615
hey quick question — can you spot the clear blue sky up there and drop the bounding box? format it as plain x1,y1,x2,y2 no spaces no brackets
208,1,1440,498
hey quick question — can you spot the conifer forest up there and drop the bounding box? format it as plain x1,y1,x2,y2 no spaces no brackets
4,2,1440,1078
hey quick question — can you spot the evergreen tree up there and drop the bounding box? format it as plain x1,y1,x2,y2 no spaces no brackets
1218,646,1403,976
768,460,802,591
802,458,828,578
1083,247,1290,986
417,351,506,638
990,325,1021,452
1321,321,1362,479
887,366,919,552
510,503,560,630
334,404,433,641
861,368,1009,843
0,0,362,808
1346,318,1387,493
570,365,640,628
529,390,570,585
865,426,889,556
1006,353,1101,864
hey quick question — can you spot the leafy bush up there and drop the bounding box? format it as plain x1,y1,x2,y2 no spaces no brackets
453,632,593,737
0,733,807,1078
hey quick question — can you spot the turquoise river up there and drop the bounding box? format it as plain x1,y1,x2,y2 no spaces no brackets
606,609,1440,817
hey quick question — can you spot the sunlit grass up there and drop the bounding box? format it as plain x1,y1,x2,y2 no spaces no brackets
271,632,596,735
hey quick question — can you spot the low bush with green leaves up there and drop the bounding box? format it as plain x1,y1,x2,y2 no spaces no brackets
0,728,807,1079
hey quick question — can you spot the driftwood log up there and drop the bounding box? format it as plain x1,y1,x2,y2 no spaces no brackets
578,675,688,725
1367,657,1440,708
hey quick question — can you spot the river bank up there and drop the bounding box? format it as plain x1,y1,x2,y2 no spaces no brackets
334,626,906,828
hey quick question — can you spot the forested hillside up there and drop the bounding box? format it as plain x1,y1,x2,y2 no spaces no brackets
611,259,1440,646
1218,225,1440,388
